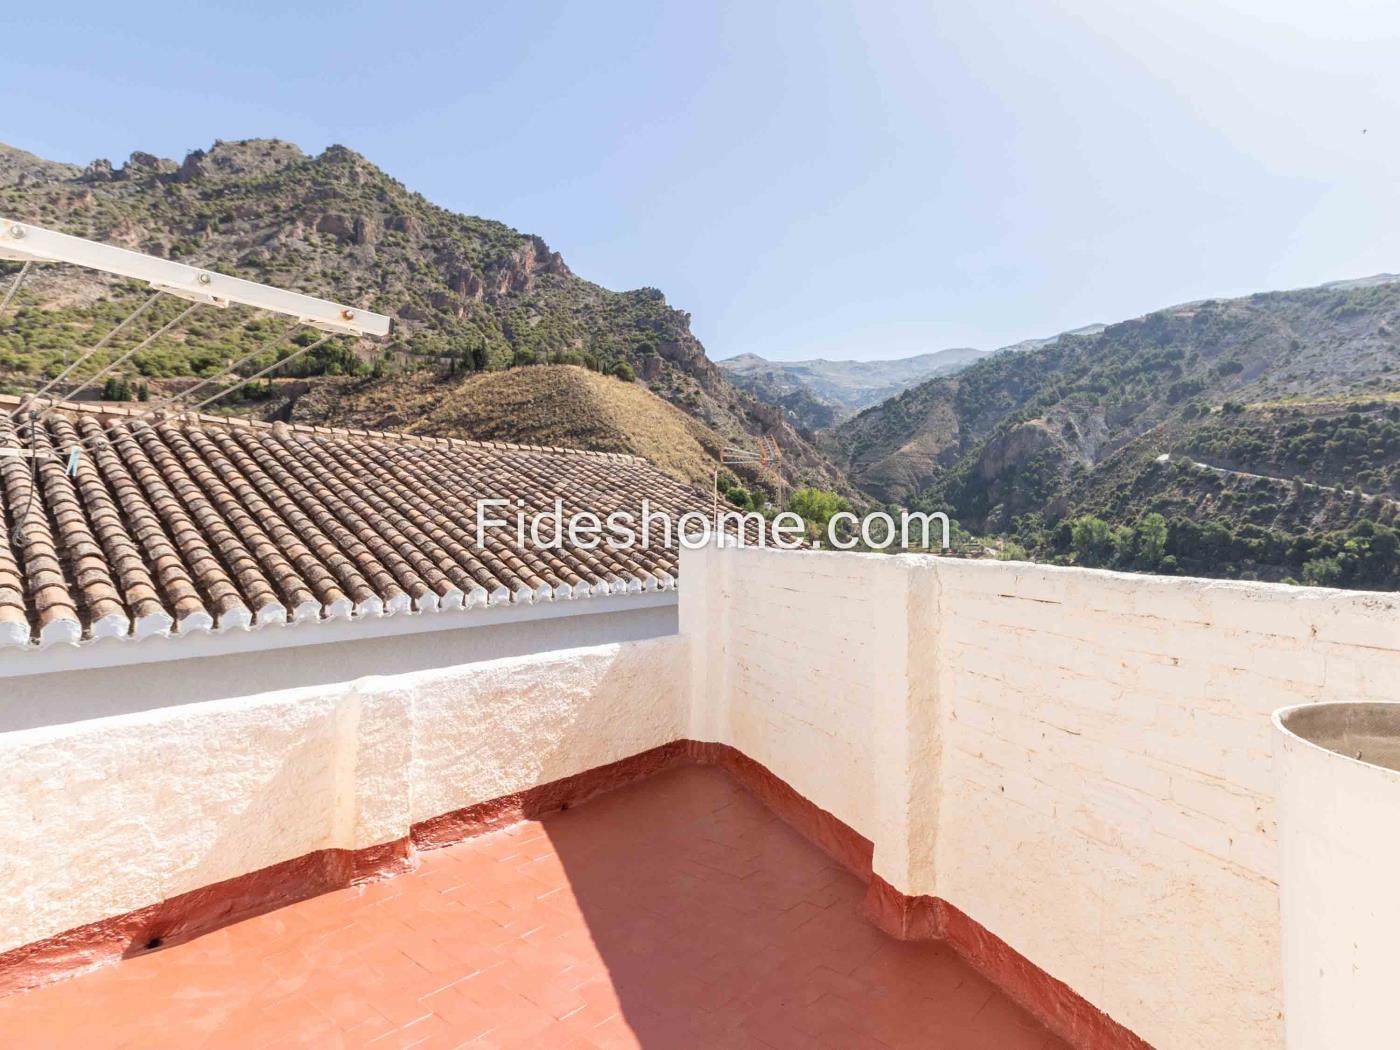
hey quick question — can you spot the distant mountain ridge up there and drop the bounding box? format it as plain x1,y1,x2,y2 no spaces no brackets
821,276,1400,585
717,346,989,430
715,321,1131,432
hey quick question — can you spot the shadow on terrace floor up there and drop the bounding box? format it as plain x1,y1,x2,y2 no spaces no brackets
0,765,1067,1049
540,764,1065,1049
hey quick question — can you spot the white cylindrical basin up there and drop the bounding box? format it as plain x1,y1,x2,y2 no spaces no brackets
1274,702,1400,1050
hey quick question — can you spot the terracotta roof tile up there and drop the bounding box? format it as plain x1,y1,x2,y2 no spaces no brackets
0,397,720,649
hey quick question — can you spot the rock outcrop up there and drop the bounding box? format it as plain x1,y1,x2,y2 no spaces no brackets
0,136,851,496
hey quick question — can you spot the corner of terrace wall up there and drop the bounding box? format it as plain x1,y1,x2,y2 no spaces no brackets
858,554,944,899
890,556,945,899
677,544,950,901
678,543,729,744
680,549,1331,1048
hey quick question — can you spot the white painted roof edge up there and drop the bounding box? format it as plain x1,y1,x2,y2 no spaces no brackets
0,590,678,680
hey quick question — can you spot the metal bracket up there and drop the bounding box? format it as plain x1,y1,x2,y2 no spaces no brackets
149,284,231,308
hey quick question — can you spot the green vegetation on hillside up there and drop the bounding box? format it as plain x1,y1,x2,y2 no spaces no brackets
835,280,1400,591
0,138,849,493
1001,509,1400,590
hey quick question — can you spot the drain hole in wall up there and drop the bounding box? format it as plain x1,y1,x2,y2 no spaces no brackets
144,937,163,951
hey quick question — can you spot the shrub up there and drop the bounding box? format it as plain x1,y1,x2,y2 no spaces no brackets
1069,514,1113,566
1135,512,1167,567
788,488,849,538
1302,556,1343,587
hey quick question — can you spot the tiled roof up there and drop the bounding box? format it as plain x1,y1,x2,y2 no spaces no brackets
0,397,705,649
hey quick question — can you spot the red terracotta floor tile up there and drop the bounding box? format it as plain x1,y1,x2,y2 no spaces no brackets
0,766,1069,1049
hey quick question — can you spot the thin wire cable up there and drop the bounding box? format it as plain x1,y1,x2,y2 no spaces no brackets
188,333,332,413
16,299,199,475
10,413,41,550
25,411,144,464
20,328,335,473
16,334,323,470
23,331,333,468
170,320,298,407
0,261,32,315
20,291,162,412
58,301,199,406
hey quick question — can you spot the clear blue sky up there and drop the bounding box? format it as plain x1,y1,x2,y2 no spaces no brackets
2,1,1396,361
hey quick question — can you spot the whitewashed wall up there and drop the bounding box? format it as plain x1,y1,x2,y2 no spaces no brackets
682,546,1400,1050
682,545,940,891
8,542,1400,1050
0,638,686,956
0,601,676,732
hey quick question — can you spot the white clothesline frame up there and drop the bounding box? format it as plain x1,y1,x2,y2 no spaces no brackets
0,217,392,337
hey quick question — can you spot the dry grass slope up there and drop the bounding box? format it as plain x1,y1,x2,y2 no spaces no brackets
291,364,727,490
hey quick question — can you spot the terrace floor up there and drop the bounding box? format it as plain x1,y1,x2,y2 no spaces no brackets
0,765,1068,1049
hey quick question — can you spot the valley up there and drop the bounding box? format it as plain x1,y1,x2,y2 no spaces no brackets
3,137,1399,589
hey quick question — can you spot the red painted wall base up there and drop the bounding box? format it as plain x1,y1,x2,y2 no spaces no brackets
0,836,415,999
0,740,1153,1049
688,743,1151,1050
862,875,1152,1050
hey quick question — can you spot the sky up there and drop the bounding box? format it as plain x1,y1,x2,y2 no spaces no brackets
1,1,1397,362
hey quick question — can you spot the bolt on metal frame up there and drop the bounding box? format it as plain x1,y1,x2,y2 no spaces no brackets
0,216,393,477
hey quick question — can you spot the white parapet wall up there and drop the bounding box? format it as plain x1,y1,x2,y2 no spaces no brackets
6,543,1400,1049
680,545,1400,1050
0,637,687,957
682,543,942,893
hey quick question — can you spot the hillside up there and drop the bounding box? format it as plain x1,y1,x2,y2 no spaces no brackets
0,138,846,494
827,278,1400,586
285,364,730,490
718,347,987,431
995,322,1107,355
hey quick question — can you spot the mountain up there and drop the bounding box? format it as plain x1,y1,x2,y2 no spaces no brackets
717,347,988,431
0,143,82,186
0,138,847,494
827,278,1400,586
994,322,1106,355
715,322,1116,434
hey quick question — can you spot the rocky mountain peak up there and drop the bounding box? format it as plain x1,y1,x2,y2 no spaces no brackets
0,143,81,187
78,150,177,182
176,139,307,181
